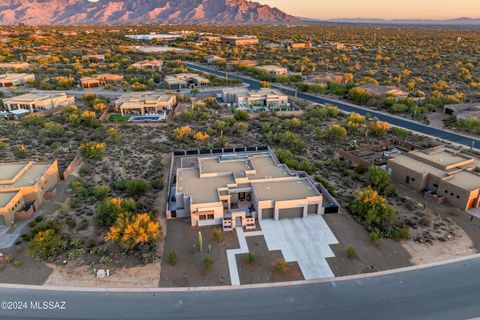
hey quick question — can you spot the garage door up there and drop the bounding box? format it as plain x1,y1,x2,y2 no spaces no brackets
262,208,274,219
279,207,303,219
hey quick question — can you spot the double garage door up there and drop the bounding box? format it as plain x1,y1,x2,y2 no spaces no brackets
261,207,304,220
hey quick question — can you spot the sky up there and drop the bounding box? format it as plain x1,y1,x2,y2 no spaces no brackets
260,0,480,20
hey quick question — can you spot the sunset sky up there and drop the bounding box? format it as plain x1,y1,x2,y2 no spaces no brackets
261,0,480,19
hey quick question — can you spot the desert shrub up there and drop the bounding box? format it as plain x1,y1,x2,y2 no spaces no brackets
93,184,110,199
167,251,177,265
123,179,151,197
95,197,137,227
67,248,85,260
245,252,256,264
213,228,223,243
393,225,410,240
203,258,214,271
275,258,288,272
104,213,161,250
346,245,357,259
369,231,381,245
29,229,67,261
350,187,397,231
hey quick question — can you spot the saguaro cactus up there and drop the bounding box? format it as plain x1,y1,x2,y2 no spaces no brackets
198,231,203,252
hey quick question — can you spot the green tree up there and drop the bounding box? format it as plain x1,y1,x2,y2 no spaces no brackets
367,166,395,196
350,187,397,231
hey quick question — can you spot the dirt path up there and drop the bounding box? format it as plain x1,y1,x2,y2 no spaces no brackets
44,263,161,288
402,232,476,265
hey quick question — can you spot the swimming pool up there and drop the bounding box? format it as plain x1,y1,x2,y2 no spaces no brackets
128,114,167,122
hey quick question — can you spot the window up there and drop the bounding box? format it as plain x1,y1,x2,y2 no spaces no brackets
445,190,448,194
433,184,438,188
451,193,454,196
405,176,410,184
207,214,214,220
456,196,460,199
411,178,416,182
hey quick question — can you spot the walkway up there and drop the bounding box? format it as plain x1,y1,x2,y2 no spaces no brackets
226,228,264,285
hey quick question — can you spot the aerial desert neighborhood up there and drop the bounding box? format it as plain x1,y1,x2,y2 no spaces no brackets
0,0,479,319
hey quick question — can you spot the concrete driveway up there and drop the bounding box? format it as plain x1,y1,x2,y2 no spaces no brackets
259,215,338,279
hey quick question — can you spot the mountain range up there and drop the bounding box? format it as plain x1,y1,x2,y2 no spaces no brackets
0,0,300,25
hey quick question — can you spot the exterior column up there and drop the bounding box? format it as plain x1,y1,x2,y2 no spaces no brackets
257,207,262,221
303,204,308,218
274,207,279,221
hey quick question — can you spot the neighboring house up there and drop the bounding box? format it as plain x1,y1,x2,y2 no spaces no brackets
26,55,51,62
0,161,59,226
303,73,344,85
130,60,163,71
80,74,124,89
172,150,325,230
221,88,289,111
222,35,259,46
114,92,176,116
257,65,289,76
226,60,258,71
203,55,225,64
355,84,409,99
2,92,75,114
81,55,105,63
444,103,480,120
164,73,209,90
200,35,222,42
387,146,480,211
126,34,181,41
289,42,312,49
0,62,30,71
0,73,35,87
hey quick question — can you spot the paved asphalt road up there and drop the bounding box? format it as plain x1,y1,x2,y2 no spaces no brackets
0,256,480,320
186,62,480,149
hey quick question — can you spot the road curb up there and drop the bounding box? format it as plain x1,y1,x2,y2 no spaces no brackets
1,252,479,293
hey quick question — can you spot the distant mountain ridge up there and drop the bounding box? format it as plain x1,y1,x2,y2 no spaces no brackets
318,17,480,26
0,0,300,25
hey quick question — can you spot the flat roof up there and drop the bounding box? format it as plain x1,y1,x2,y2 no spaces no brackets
0,163,28,181
0,163,51,188
444,171,480,191
4,92,67,103
249,156,290,180
199,158,252,178
411,149,472,168
0,191,20,207
252,178,320,202
177,168,235,204
389,154,446,178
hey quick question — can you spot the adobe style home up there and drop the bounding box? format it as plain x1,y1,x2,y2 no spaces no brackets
80,74,124,89
130,60,163,71
354,84,409,100
0,73,35,87
443,102,480,121
221,88,289,112
0,62,30,71
222,35,259,46
226,60,258,71
81,54,105,64
114,92,176,116
2,92,75,114
168,148,338,231
387,146,480,211
257,65,289,77
164,73,210,91
0,161,59,226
